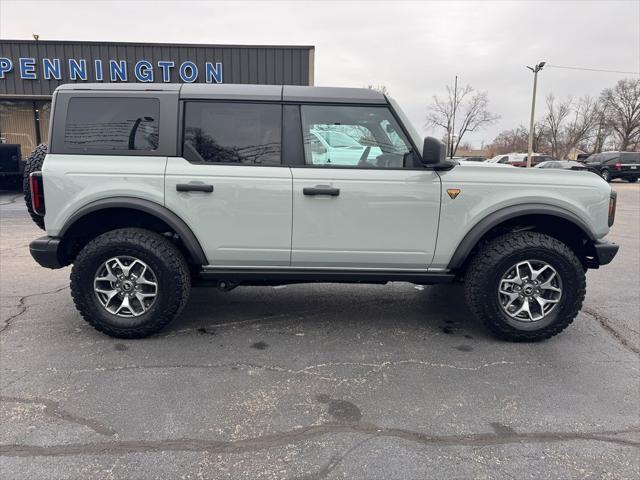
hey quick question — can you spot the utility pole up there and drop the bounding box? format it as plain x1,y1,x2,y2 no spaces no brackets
450,75,458,158
526,62,545,167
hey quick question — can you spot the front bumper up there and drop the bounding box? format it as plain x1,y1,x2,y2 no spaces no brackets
29,236,65,269
587,240,619,268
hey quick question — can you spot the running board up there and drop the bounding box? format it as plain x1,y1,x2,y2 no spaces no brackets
197,268,455,286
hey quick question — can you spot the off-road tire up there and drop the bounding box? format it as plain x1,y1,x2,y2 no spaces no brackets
70,228,191,338
464,231,585,342
600,169,611,182
22,143,48,230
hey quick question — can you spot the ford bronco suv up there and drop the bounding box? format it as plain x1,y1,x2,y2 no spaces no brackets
28,84,619,341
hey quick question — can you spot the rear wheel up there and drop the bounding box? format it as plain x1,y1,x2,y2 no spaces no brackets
600,169,611,182
70,228,191,338
465,231,585,342
627,177,638,183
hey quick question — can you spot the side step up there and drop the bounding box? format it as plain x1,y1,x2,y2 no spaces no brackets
197,268,455,286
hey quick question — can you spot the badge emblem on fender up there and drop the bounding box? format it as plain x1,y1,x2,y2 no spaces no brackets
447,188,461,199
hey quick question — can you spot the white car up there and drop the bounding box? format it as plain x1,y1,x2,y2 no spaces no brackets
309,129,383,166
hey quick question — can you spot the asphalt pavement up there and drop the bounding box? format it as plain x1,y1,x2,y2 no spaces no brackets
1,182,638,479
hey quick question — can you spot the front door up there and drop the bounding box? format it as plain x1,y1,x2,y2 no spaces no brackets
165,101,292,267
290,104,441,269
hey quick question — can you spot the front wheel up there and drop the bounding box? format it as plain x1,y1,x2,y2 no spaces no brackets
70,228,191,338
464,231,585,342
600,169,611,182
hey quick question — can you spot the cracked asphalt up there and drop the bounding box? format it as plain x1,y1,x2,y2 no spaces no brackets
1,183,638,479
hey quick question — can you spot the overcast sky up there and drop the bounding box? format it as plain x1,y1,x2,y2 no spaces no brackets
1,0,639,147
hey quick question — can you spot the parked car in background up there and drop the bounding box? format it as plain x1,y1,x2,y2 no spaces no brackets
454,156,485,162
309,128,382,166
583,151,640,182
0,143,24,190
487,153,555,167
535,160,596,173
576,153,591,162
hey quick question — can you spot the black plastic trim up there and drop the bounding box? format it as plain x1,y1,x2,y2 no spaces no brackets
199,268,455,285
447,204,597,270
59,197,208,265
29,236,64,269
282,104,304,166
303,187,340,196
592,240,619,266
176,183,213,193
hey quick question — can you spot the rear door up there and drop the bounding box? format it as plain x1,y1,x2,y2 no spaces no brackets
165,101,292,267
288,104,441,269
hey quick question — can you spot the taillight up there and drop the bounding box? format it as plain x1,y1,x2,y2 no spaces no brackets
614,161,622,171
29,172,45,216
608,191,617,227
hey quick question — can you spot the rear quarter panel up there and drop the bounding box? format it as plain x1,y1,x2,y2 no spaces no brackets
431,165,612,269
42,154,167,236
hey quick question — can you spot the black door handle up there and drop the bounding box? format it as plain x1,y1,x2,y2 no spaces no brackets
176,183,214,193
303,186,340,196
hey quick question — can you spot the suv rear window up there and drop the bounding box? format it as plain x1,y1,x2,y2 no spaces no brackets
183,102,281,165
64,97,159,151
620,152,640,164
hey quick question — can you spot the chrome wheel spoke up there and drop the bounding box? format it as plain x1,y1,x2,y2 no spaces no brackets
94,256,158,318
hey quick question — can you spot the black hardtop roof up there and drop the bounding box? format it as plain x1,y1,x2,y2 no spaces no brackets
54,83,388,104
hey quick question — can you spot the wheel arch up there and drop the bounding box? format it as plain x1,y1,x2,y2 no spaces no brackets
447,204,596,272
59,197,207,266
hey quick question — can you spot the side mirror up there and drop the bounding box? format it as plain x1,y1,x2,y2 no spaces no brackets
422,137,446,165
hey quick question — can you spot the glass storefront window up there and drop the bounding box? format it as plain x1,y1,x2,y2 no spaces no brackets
0,100,51,158
36,101,52,145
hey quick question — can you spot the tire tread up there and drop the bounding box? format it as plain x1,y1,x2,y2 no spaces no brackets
464,231,585,342
70,228,190,338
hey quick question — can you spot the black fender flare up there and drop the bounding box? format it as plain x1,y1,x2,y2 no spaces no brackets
59,197,208,265
446,203,596,270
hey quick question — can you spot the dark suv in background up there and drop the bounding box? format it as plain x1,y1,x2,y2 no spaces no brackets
584,151,640,182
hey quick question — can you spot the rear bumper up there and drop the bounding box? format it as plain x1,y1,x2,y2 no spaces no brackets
612,171,639,179
587,240,619,268
29,236,65,269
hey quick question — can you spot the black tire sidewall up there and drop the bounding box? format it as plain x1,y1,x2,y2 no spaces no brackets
22,143,48,230
600,169,611,182
484,247,581,333
74,241,177,331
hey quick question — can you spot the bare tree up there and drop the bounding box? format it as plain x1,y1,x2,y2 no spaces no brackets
487,126,529,156
543,94,599,159
425,83,499,157
601,78,640,151
579,99,616,154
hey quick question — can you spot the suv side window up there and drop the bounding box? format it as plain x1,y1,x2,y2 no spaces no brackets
300,105,415,168
183,102,281,165
64,97,159,151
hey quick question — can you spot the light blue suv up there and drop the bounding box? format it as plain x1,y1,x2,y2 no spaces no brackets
26,84,619,341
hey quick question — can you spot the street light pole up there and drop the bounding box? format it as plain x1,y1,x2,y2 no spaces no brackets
450,75,458,159
526,61,545,168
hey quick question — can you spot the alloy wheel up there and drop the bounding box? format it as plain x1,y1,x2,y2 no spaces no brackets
93,256,158,317
497,260,563,322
